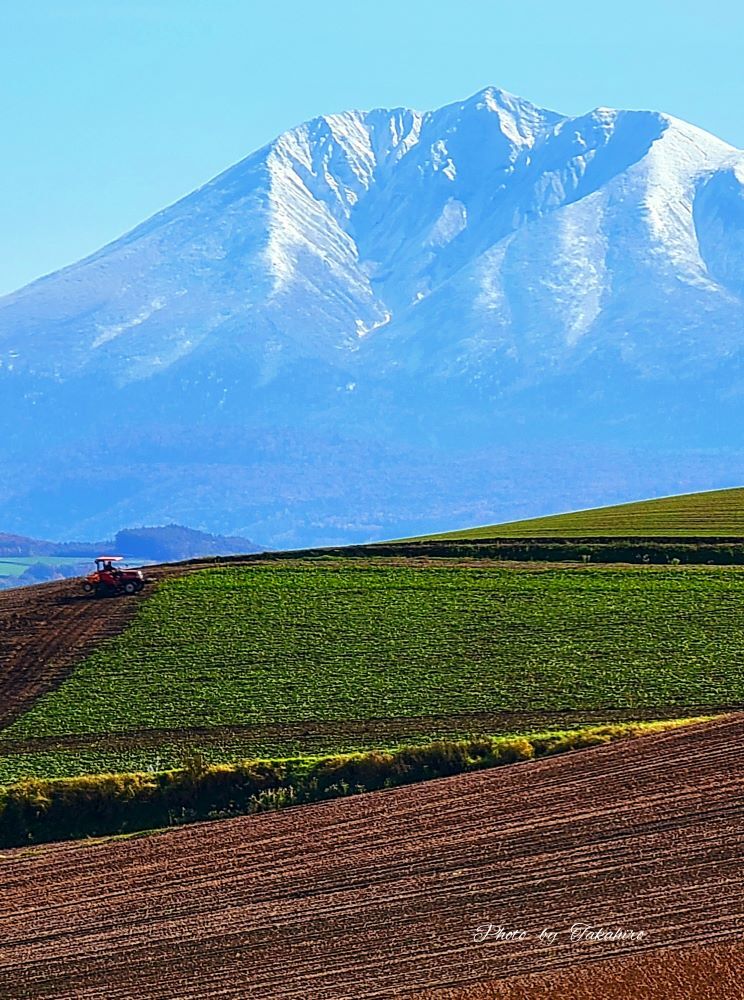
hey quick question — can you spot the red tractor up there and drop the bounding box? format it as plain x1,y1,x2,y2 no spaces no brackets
82,556,146,598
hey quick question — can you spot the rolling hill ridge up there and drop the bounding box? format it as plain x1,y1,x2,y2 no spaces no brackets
0,489,741,997
422,486,744,538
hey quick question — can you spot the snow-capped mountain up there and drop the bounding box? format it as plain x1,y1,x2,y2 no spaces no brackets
1,87,743,544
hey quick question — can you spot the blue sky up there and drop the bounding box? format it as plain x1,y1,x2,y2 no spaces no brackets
1,0,742,296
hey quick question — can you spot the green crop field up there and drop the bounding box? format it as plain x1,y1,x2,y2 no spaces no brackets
416,487,744,539
1,560,742,785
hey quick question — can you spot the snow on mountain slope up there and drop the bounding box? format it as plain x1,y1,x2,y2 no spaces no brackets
0,87,743,543
2,86,740,382
385,108,743,383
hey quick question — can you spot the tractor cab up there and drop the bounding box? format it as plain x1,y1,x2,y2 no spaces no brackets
83,555,146,597
97,555,122,574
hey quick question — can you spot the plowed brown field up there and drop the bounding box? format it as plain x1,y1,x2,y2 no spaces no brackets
0,714,741,999
416,941,743,999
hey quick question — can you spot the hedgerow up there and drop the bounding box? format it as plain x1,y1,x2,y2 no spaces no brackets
0,719,707,847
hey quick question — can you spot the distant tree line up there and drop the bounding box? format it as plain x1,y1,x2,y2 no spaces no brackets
114,525,258,562
0,525,259,562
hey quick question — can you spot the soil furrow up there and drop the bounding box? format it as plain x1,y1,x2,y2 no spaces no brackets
0,714,740,999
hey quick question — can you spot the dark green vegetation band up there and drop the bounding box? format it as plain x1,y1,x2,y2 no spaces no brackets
371,540,744,564
173,539,744,566
0,721,704,848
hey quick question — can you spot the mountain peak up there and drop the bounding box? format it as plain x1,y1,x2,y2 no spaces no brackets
461,84,544,112
0,88,743,545
441,85,564,148
468,84,519,107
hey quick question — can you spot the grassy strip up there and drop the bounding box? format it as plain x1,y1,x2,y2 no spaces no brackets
0,710,714,784
0,719,709,848
208,539,744,563
0,727,512,785
415,487,744,539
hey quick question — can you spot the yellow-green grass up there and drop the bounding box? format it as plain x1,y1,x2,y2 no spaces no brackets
416,487,744,540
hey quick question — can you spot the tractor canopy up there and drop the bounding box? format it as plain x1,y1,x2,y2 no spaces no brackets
95,555,124,569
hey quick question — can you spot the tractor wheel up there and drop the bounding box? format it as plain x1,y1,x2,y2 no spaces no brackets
82,582,93,594
124,581,137,595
